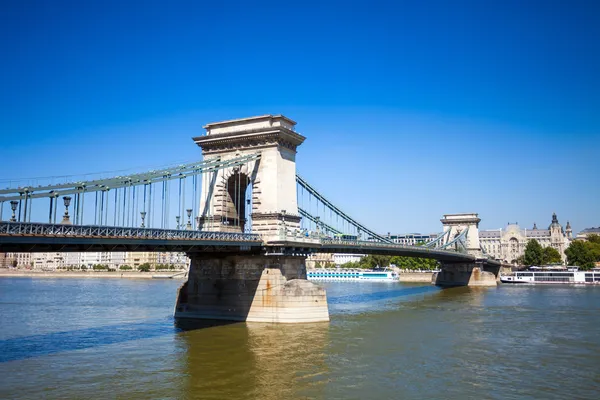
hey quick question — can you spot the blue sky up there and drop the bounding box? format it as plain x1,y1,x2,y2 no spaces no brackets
1,0,599,234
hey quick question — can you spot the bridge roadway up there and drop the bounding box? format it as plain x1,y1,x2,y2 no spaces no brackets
0,222,496,266
0,222,264,253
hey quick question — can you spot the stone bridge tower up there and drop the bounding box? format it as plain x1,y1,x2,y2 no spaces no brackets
434,213,500,287
177,115,330,323
194,115,303,241
440,213,482,257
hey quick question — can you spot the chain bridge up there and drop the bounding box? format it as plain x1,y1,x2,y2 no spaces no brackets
0,115,501,323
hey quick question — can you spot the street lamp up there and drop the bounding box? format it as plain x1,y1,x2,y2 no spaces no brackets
10,200,18,222
186,209,192,230
61,196,72,224
195,216,201,230
175,216,181,229
140,211,147,228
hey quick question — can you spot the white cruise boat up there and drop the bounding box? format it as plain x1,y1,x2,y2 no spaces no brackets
501,267,600,285
307,268,398,282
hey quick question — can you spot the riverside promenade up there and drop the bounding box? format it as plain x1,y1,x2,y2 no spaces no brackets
397,272,435,283
0,269,186,279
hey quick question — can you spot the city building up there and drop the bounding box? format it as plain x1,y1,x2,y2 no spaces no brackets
333,253,364,266
576,227,600,241
2,252,32,268
31,253,65,270
479,213,572,264
387,233,438,246
1,251,189,270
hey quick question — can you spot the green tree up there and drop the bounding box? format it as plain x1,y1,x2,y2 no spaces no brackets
119,265,132,270
390,255,438,271
359,255,392,269
523,239,544,266
138,263,151,272
587,234,600,245
340,261,361,269
542,246,562,264
565,241,595,270
586,234,600,262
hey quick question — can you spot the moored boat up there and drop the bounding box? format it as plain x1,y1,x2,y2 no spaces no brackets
307,268,398,282
500,267,600,285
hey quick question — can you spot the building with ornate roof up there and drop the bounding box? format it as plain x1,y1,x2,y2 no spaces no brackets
576,227,600,241
479,213,572,264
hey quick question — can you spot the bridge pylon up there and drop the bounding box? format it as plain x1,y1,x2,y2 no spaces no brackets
194,115,304,240
440,213,482,257
175,115,329,323
434,213,499,286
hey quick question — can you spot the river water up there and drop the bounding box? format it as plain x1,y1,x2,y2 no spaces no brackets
0,277,599,399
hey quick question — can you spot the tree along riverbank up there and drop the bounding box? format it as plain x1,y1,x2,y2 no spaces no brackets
0,269,186,279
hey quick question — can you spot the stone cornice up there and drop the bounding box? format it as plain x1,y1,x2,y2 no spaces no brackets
441,217,481,225
252,212,302,223
202,114,297,130
194,129,306,154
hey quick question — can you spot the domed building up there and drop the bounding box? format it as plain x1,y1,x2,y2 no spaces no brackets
478,213,572,264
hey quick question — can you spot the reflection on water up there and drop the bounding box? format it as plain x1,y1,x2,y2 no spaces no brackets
1,278,599,399
177,321,329,400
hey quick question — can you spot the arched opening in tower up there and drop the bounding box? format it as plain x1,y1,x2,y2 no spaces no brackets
224,171,251,232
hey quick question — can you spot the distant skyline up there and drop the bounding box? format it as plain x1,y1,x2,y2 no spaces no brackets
1,0,598,234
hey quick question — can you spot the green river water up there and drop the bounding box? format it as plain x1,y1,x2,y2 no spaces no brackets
0,278,598,399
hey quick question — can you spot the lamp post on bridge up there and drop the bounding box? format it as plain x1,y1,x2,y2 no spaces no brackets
175,216,181,230
9,200,18,222
186,209,192,230
61,196,72,224
140,211,146,228
195,216,200,231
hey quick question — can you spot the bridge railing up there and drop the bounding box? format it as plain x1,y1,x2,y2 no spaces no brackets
319,237,469,255
0,222,262,242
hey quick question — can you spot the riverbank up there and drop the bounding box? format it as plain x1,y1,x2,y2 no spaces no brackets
397,272,433,283
1,269,430,282
0,269,186,279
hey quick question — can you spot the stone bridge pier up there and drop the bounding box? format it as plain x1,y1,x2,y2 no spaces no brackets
432,259,501,287
174,252,329,323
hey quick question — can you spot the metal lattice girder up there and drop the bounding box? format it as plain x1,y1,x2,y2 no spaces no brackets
0,222,262,242
0,153,261,201
319,237,477,262
296,175,392,243
298,207,342,235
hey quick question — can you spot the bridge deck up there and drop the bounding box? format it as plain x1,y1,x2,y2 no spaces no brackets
0,222,498,266
0,222,263,253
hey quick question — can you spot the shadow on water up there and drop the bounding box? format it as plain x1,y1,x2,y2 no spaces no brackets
174,318,241,332
0,317,241,363
0,318,176,363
